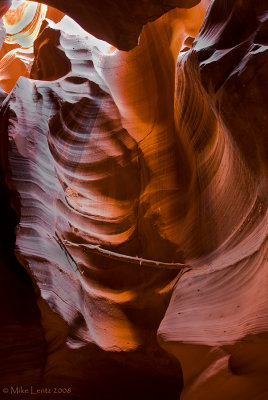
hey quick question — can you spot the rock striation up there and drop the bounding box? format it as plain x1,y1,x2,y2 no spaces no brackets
0,0,267,399
158,1,268,398
0,1,65,92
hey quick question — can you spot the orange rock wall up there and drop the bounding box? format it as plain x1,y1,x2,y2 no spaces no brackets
0,0,267,399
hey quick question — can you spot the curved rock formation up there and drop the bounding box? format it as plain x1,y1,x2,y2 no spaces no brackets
0,1,65,92
0,3,207,396
1,0,202,50
3,1,47,47
158,1,268,398
0,0,267,399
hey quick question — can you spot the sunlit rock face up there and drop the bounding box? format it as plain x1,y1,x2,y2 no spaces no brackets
3,0,47,47
0,0,268,399
0,0,64,92
0,1,46,91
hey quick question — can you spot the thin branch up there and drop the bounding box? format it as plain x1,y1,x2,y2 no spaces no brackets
62,239,191,271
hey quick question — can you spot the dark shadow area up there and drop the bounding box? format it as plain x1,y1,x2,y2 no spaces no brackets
0,141,47,382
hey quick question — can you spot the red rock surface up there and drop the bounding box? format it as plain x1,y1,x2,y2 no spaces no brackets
0,0,267,399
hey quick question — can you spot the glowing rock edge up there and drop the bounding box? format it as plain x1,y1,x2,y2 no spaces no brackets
0,0,267,399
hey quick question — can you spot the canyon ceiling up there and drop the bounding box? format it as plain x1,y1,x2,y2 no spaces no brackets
0,0,267,399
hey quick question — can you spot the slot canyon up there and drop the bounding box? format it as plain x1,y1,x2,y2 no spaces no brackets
0,0,267,399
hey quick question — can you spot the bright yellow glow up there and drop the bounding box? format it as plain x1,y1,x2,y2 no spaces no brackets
3,1,47,48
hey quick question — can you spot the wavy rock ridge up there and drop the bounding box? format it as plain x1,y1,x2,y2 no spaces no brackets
0,0,267,399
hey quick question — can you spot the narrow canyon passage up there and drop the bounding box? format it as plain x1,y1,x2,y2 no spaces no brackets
0,1,267,399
